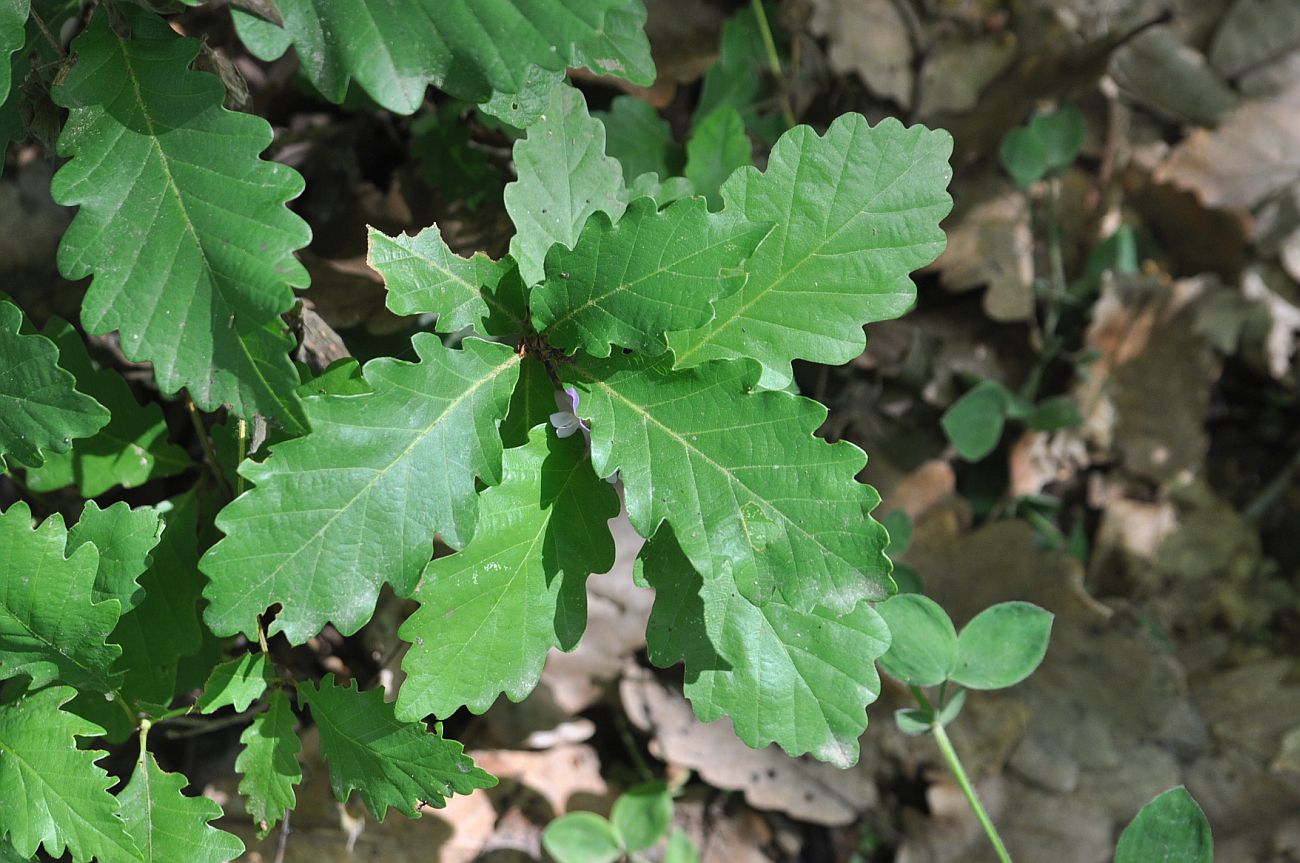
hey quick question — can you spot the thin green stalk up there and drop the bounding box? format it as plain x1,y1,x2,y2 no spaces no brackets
749,0,796,129
112,690,138,729
931,722,1013,863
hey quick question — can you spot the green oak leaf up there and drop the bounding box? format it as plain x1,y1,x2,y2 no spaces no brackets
477,65,565,129
0,501,121,692
505,82,626,285
563,354,893,613
367,224,516,332
25,318,191,496
201,335,520,644
235,689,301,838
684,107,752,209
594,95,679,184
52,7,311,430
67,502,163,613
0,0,29,104
0,300,108,470
397,426,619,720
625,172,695,207
230,0,626,114
0,686,142,863
117,751,244,863
500,356,557,448
568,0,655,87
641,527,890,767
196,653,272,714
297,674,496,820
533,196,771,357
668,114,953,389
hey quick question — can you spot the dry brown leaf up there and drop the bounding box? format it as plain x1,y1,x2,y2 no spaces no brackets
1156,85,1300,211
620,663,879,826
916,36,1017,118
934,184,1036,322
1076,275,1219,483
1111,26,1239,125
808,0,914,107
540,506,650,714
472,744,611,817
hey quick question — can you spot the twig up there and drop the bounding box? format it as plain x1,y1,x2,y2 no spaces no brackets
273,811,291,863
185,394,232,497
27,8,65,57
750,0,796,129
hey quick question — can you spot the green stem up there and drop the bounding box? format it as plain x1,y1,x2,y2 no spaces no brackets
137,717,152,756
931,722,1013,863
111,690,138,729
749,0,796,129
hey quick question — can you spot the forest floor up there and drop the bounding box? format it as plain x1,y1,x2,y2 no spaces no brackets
4,0,1300,861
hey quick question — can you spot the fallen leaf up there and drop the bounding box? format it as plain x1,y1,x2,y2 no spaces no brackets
808,0,913,107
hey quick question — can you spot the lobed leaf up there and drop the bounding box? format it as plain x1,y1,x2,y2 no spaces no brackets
235,689,301,838
230,0,630,114
106,492,207,710
196,653,272,714
52,7,311,429
668,114,953,389
397,426,619,720
564,354,893,614
367,224,512,332
641,528,890,767
67,502,162,614
684,107,752,209
298,674,496,820
567,0,655,88
594,95,678,184
116,751,244,863
505,82,626,285
24,319,191,496
201,335,520,644
0,0,27,102
533,196,770,357
0,300,109,470
0,686,142,863
0,501,121,692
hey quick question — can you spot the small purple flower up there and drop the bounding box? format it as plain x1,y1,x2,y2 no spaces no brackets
550,387,590,442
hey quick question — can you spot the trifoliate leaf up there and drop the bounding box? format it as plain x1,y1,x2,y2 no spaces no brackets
563,354,893,613
0,501,121,692
117,751,243,863
568,0,655,87
230,0,626,114
611,781,673,852
0,300,108,470
684,108,751,210
505,83,626,285
533,196,770,357
949,601,1053,691
52,7,311,430
236,688,301,838
594,95,678,184
874,593,957,687
1115,786,1212,863
297,675,496,820
641,528,890,767
24,318,191,496
542,812,622,863
67,502,163,613
196,653,272,714
0,686,142,863
397,426,619,720
201,335,520,644
667,115,952,389
367,224,513,331
0,0,29,103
